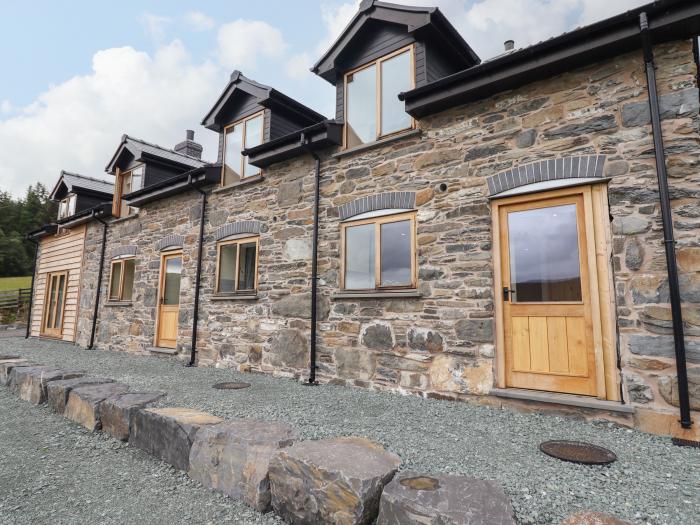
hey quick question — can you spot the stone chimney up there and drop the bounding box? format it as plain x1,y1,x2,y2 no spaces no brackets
504,40,515,52
174,130,203,159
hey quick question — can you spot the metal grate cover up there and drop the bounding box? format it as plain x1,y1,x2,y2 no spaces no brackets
672,437,700,448
539,440,617,465
213,381,251,390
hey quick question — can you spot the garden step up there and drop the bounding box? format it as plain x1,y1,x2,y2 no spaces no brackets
64,382,130,431
189,420,297,512
47,377,115,414
557,511,634,525
130,407,223,471
269,436,401,525
0,358,34,385
101,392,166,441
8,366,84,404
377,471,516,525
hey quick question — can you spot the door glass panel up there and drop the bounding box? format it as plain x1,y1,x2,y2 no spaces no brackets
381,51,411,136
237,242,257,291
122,259,135,301
223,124,244,185
218,244,237,293
109,262,122,300
54,275,66,327
346,64,376,148
380,220,411,286
345,223,375,289
163,257,182,305
508,204,582,302
46,275,57,329
244,115,263,178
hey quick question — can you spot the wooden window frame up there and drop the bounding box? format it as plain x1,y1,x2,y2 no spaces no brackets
58,194,76,220
221,111,265,186
342,44,416,150
340,211,417,292
108,257,135,302
112,165,143,218
214,236,260,295
41,270,68,337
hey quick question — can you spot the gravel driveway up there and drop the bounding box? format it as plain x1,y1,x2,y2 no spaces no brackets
1,337,698,525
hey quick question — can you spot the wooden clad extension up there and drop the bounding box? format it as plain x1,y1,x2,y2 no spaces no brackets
30,225,86,342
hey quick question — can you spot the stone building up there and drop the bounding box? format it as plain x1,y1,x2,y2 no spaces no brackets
28,0,700,439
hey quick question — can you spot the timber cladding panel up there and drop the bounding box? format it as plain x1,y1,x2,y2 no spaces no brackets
31,224,87,342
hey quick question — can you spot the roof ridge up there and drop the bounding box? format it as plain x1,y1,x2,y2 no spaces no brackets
61,171,114,186
123,134,201,160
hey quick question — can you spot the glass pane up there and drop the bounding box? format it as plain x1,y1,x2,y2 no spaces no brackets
109,263,122,300
508,204,582,302
381,51,411,136
122,173,132,195
244,115,263,178
58,201,67,219
122,259,135,301
237,242,257,291
218,244,237,293
223,124,244,185
346,64,376,148
54,274,66,328
380,220,412,286
131,166,144,191
163,257,182,305
68,195,76,215
345,223,375,289
46,275,57,328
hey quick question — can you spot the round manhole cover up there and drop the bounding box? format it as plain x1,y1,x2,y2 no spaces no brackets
540,440,616,465
400,476,441,491
212,381,251,390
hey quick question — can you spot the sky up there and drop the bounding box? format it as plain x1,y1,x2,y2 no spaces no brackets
0,0,648,198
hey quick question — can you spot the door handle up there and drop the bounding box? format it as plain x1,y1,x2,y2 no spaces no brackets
503,287,515,301
160,297,164,305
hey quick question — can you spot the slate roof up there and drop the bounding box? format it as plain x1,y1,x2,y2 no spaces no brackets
49,171,114,200
105,134,208,174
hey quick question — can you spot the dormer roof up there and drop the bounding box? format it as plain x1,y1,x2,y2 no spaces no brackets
201,70,326,132
312,0,479,83
49,171,114,201
105,134,208,175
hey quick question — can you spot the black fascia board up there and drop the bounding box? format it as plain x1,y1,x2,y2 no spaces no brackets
71,187,113,201
27,224,58,240
125,165,220,207
400,0,700,118
55,202,113,227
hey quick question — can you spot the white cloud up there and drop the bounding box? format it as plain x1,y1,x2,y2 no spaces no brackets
141,13,172,43
0,41,222,197
0,100,12,114
217,20,288,70
317,1,361,55
285,52,313,80
184,11,215,31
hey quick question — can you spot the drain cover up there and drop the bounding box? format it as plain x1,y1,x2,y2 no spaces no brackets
400,476,441,491
213,381,251,390
0,355,19,360
539,440,616,465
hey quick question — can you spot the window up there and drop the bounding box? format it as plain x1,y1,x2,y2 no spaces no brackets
222,112,264,186
215,236,259,294
344,46,414,149
341,212,416,291
115,165,144,218
58,194,77,220
108,258,135,301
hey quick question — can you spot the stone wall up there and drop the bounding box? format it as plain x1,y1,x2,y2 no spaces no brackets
75,221,105,348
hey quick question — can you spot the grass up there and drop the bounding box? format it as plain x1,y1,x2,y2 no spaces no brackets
0,276,32,292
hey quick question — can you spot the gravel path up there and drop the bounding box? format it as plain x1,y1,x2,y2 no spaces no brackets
2,337,699,525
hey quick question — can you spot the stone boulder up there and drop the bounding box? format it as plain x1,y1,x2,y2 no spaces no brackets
0,359,33,385
9,366,84,404
101,392,166,441
189,420,296,511
64,382,130,431
557,511,633,525
377,472,515,525
658,368,700,410
269,436,401,525
47,377,115,414
130,407,223,471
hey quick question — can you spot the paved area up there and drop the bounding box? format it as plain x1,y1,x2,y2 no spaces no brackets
1,336,699,525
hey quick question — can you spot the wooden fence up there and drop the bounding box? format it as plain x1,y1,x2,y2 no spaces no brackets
0,288,31,310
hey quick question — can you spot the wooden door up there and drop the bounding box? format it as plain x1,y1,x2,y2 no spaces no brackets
500,193,598,396
156,253,182,349
41,271,68,338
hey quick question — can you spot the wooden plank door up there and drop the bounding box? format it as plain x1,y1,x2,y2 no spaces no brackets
156,253,182,349
41,271,68,338
500,193,597,396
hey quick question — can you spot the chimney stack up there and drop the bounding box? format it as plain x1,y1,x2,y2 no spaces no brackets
504,40,515,52
174,129,203,159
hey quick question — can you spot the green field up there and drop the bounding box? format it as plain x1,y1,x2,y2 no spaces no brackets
0,276,32,291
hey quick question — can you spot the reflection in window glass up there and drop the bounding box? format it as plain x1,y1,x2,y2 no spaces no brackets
346,64,376,148
508,204,582,302
381,51,411,136
163,257,182,305
218,244,237,293
223,124,244,186
380,220,411,286
55,275,65,326
244,115,263,177
345,224,375,289
122,259,135,301
237,242,257,291
109,263,122,300
131,166,144,192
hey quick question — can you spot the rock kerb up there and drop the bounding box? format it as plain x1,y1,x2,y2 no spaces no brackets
64,382,130,431
130,407,223,471
0,359,34,385
8,366,85,405
557,511,634,525
47,377,116,414
101,392,166,441
377,471,516,525
269,436,401,525
189,419,297,512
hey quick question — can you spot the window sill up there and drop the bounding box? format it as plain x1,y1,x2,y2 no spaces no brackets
331,290,422,300
110,213,139,225
104,301,133,307
212,174,264,194
211,293,258,301
331,129,422,159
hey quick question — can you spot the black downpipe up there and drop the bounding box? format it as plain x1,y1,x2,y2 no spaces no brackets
24,239,39,339
188,184,207,367
640,13,693,429
304,137,321,385
89,213,109,349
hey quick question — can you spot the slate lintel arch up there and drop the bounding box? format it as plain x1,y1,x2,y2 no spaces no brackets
111,245,137,259
213,220,262,241
338,191,416,221
155,234,184,252
486,154,607,196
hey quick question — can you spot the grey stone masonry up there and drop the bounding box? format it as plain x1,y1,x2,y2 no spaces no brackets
338,191,416,220
155,234,184,252
110,245,137,258
213,220,262,241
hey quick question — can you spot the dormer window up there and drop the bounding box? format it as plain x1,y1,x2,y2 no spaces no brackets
58,194,77,220
115,165,144,218
344,46,414,149
222,112,263,186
